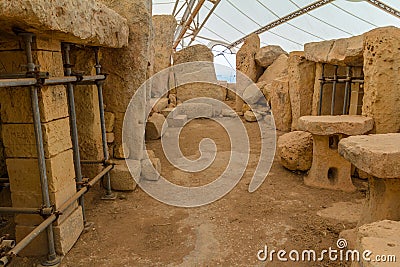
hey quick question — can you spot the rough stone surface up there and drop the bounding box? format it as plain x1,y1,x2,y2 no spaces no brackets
105,112,115,133
353,220,400,267
100,0,152,163
257,54,288,84
110,160,140,191
256,81,272,105
304,35,363,66
167,114,188,128
173,44,214,64
362,26,400,134
277,131,313,171
150,98,169,113
145,113,166,140
161,107,174,118
288,52,316,130
0,122,6,177
338,133,400,179
152,15,176,73
255,45,287,68
0,0,129,48
2,118,72,158
298,115,374,136
176,103,213,119
244,111,261,122
270,77,292,132
243,83,264,105
236,34,263,113
306,134,356,192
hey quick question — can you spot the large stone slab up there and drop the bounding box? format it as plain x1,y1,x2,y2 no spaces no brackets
0,0,128,48
298,115,374,136
152,15,176,73
288,52,316,130
362,26,400,134
338,133,400,178
304,35,363,66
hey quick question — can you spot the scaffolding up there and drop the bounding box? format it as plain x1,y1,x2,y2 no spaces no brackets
0,32,116,266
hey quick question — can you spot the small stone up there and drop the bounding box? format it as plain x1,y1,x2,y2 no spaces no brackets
167,114,188,128
145,113,166,140
277,131,313,171
244,111,261,122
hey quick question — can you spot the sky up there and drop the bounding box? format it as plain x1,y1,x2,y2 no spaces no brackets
153,0,400,80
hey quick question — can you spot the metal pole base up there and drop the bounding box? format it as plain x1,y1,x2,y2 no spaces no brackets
40,255,61,266
83,221,95,233
101,193,117,201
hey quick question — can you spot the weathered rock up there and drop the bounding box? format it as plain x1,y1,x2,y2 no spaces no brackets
353,220,400,267
288,52,316,130
100,0,152,163
173,44,214,64
338,133,400,179
270,77,292,132
277,131,313,171
176,103,213,119
152,15,176,73
243,83,263,105
258,54,288,84
167,115,188,128
169,94,177,106
145,113,166,140
176,83,226,102
298,115,374,136
110,160,140,191
236,34,263,113
304,35,363,66
221,109,236,117
150,98,169,113
255,81,272,104
0,0,129,48
244,111,261,122
104,112,115,133
114,143,130,159
362,26,400,134
255,45,287,68
161,107,174,118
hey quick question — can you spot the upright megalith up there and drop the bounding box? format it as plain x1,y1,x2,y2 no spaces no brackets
99,0,153,189
236,34,263,114
362,26,400,134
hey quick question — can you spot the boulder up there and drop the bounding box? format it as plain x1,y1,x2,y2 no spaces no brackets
255,45,287,68
244,111,262,122
258,54,288,84
277,131,313,171
145,113,166,140
288,52,316,130
270,77,292,132
173,44,214,64
243,83,263,105
362,26,400,134
110,160,140,191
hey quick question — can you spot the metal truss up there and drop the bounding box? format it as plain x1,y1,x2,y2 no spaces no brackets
365,0,400,19
173,0,221,49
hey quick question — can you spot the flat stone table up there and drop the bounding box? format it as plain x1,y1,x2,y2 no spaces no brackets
298,115,374,192
339,133,400,224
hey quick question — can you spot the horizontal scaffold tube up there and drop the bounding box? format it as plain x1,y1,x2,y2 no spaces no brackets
0,75,106,88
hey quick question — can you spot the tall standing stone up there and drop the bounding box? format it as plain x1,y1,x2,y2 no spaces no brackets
236,34,263,114
288,51,316,130
363,26,400,133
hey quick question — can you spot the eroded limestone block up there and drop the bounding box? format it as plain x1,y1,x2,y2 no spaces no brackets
277,131,313,171
145,113,166,140
270,77,292,132
0,0,129,48
141,158,161,181
104,112,115,133
176,102,213,119
173,44,213,64
362,26,400,134
257,54,288,84
244,111,261,122
167,114,187,128
288,52,316,130
352,220,400,267
243,83,264,105
255,45,287,68
110,160,140,191
152,15,177,73
304,35,363,66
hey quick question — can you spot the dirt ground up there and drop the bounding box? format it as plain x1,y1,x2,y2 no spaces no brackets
6,105,367,267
